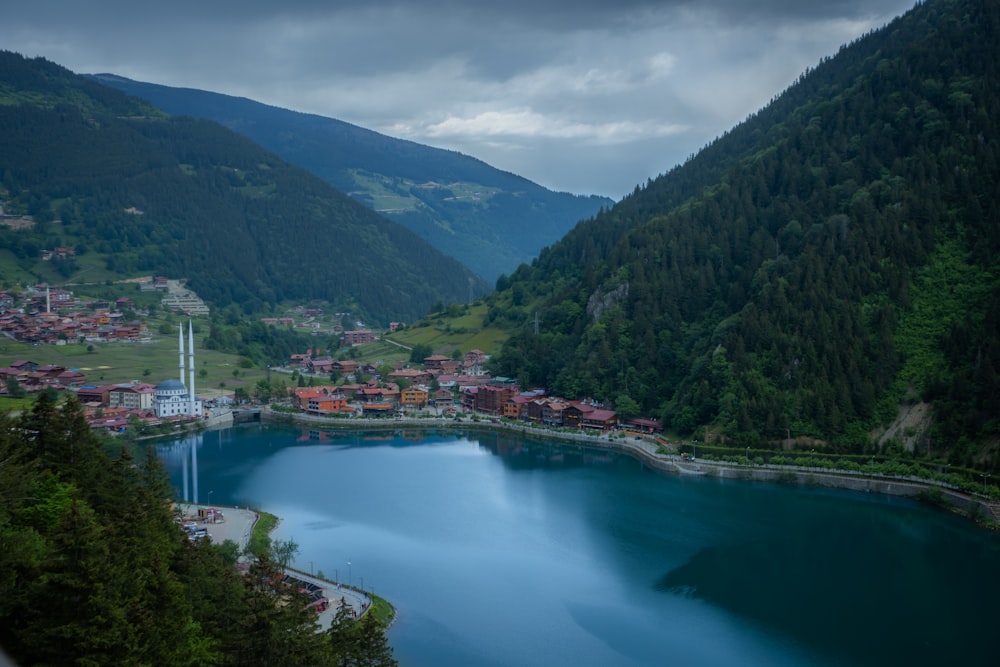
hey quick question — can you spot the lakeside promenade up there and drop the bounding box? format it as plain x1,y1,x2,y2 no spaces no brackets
259,407,1000,524
175,502,373,628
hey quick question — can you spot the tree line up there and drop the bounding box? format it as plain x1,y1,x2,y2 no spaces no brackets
0,394,397,665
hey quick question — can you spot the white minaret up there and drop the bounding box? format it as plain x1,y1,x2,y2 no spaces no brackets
178,323,185,385
188,320,196,416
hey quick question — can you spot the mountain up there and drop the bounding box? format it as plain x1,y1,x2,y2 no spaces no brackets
487,0,1000,463
87,74,613,284
0,51,489,323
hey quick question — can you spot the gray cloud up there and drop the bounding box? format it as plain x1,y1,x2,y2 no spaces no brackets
2,0,915,197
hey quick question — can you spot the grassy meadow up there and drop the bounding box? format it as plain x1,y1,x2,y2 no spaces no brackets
0,323,266,399
379,301,508,362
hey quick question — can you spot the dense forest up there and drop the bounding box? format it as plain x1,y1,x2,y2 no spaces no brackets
0,51,489,323
0,395,396,665
488,0,1000,467
87,74,612,283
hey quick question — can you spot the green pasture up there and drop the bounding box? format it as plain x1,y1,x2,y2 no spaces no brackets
383,301,508,358
0,331,265,395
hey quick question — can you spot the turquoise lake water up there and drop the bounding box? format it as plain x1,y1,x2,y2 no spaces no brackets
159,425,1000,666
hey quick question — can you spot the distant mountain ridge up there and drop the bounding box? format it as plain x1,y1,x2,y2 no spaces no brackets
0,51,488,323
88,74,613,283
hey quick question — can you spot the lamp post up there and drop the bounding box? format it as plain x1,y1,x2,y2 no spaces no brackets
207,490,213,506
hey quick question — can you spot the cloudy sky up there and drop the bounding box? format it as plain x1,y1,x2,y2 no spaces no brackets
3,0,915,199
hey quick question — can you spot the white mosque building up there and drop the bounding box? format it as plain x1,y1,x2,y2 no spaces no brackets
153,321,203,419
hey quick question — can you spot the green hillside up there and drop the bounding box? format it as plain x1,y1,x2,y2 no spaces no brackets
0,51,489,323
87,74,613,283
0,397,395,666
487,0,1000,467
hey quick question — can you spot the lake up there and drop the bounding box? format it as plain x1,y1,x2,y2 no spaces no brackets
159,424,1000,666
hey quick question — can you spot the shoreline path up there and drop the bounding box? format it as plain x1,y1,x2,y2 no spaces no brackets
176,502,370,629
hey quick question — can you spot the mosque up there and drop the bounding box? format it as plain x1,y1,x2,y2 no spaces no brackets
153,321,203,419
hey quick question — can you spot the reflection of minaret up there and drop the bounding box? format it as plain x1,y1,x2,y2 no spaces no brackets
188,320,196,417
191,434,199,504
157,435,203,503
182,440,189,500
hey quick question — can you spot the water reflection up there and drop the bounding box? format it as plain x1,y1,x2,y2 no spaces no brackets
157,425,1000,667
157,433,203,503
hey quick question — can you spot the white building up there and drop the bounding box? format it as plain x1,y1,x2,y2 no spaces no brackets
153,321,202,418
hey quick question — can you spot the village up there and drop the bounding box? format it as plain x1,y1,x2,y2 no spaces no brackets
280,349,662,434
0,278,662,436
0,282,149,344
1,338,663,436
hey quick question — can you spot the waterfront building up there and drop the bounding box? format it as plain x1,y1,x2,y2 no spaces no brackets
153,321,202,418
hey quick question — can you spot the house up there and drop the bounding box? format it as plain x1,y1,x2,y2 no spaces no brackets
76,385,115,406
433,388,455,408
400,386,429,408
540,399,569,426
341,330,376,346
423,355,451,370
109,383,156,411
387,368,432,385
306,394,351,415
331,360,360,377
56,369,87,386
460,386,478,413
565,402,618,431
581,408,618,431
505,394,533,420
475,384,520,416
625,417,663,433
291,386,345,411
306,357,336,374
463,349,488,375
437,359,462,375
523,397,569,426
36,364,67,378
356,386,399,405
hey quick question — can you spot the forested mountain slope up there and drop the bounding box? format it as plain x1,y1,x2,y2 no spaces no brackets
489,0,1000,466
0,51,489,322
87,75,613,283
0,396,394,665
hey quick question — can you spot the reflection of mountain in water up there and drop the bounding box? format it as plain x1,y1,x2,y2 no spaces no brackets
476,431,622,471
656,513,997,667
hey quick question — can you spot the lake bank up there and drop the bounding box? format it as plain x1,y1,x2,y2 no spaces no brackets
260,407,999,526
160,424,1000,666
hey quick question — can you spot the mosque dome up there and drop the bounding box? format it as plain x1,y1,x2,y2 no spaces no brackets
156,379,186,392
